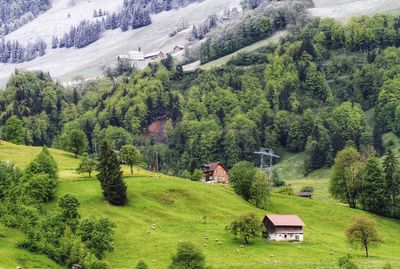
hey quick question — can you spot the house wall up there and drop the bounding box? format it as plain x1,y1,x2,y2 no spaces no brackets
268,232,304,242
211,165,229,183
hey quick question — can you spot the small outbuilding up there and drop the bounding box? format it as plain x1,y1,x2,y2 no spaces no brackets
144,51,165,60
263,214,305,242
173,45,185,53
297,192,313,199
201,162,229,184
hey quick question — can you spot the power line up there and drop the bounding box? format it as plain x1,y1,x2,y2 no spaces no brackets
254,148,279,179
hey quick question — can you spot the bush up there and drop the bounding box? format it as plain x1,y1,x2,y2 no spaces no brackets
136,260,148,269
300,186,314,193
338,254,358,269
272,178,286,187
276,185,294,195
169,242,206,269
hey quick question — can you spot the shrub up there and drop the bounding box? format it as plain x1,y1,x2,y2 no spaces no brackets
169,242,206,269
338,254,358,269
276,185,294,195
136,260,148,269
301,186,314,193
272,178,286,187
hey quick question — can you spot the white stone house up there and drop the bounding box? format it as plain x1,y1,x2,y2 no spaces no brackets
129,49,145,61
263,214,305,242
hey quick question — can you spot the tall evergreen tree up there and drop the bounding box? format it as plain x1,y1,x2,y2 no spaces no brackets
383,149,400,208
359,156,389,215
97,142,127,206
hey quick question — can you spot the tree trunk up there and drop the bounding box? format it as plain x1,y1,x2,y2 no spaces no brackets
130,165,133,175
244,236,248,244
365,245,369,257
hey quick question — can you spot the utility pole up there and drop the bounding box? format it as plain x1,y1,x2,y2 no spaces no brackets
254,148,279,179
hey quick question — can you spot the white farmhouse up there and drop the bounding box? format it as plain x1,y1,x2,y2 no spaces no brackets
263,214,305,242
129,48,145,61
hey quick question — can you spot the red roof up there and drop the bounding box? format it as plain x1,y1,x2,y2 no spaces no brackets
265,215,305,227
202,162,227,172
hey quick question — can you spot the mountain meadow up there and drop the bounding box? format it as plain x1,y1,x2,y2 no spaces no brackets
1,0,400,268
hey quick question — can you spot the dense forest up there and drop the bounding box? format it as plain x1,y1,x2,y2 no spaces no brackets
199,0,313,63
0,0,51,36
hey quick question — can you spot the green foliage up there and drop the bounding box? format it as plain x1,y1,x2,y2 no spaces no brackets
190,169,203,182
383,149,400,210
58,194,80,230
23,147,59,202
227,212,263,244
57,125,88,158
0,161,21,201
359,156,389,215
136,260,148,269
338,254,359,269
300,186,314,193
330,147,362,208
77,153,97,178
345,216,382,257
3,116,26,144
78,217,116,260
229,161,257,201
276,185,294,196
169,242,206,269
250,170,271,209
119,145,142,175
97,142,127,206
200,1,312,63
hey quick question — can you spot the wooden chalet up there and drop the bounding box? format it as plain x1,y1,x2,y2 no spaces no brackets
144,51,165,60
263,214,305,242
201,162,229,184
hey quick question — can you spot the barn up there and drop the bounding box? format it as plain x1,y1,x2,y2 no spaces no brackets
263,214,305,242
201,162,229,184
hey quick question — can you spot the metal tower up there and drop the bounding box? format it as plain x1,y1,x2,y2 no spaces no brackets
254,148,279,179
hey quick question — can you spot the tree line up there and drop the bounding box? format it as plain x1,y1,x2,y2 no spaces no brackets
0,0,51,37
331,147,400,218
0,38,46,63
0,147,116,268
199,0,313,63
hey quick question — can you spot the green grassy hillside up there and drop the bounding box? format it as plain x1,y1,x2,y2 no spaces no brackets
1,142,400,268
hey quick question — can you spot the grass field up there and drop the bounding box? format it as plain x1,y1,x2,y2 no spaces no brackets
1,142,400,268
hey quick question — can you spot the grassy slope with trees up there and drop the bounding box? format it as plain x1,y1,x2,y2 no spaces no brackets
0,141,400,268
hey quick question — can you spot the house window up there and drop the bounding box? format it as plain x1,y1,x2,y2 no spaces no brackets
284,235,287,238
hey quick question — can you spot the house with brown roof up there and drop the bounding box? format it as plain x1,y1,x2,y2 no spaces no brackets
201,162,229,184
144,51,165,60
263,214,305,242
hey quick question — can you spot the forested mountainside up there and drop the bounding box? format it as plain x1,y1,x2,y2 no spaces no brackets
1,14,400,176
0,0,51,37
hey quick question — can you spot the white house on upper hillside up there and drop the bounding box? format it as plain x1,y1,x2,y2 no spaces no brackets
263,214,305,242
129,48,145,61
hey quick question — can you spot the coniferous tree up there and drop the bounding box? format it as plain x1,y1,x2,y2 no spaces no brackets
383,149,400,208
359,156,389,215
97,142,127,206
373,124,385,156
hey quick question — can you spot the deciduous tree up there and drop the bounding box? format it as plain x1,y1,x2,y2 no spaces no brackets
345,216,381,257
